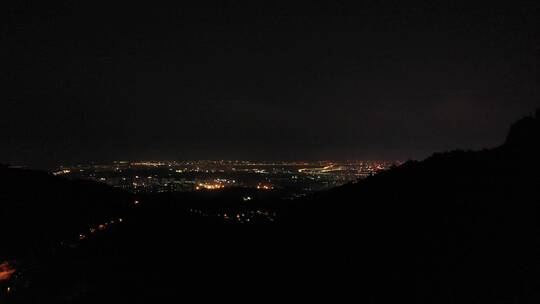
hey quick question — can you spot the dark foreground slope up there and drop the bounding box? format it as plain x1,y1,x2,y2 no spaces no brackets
0,166,135,259
284,109,540,302
1,109,540,303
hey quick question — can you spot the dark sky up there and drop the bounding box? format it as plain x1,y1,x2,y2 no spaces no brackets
2,1,539,168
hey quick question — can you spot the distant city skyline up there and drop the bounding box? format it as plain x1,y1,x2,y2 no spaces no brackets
52,159,396,200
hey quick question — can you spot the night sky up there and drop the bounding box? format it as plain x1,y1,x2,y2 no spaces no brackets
3,1,539,168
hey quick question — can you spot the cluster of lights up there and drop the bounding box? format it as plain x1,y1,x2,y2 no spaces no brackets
298,165,344,174
54,160,399,195
195,183,225,190
188,208,276,223
221,210,276,223
79,217,124,241
131,162,166,167
52,169,71,176
256,183,274,190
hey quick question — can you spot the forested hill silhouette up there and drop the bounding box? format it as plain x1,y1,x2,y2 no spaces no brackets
503,108,540,153
283,108,540,302
290,108,540,220
0,165,133,258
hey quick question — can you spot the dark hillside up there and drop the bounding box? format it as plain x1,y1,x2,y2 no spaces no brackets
284,109,540,302
0,166,133,258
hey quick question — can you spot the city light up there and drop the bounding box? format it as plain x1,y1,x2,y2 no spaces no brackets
0,262,16,282
52,169,71,176
51,160,398,195
196,182,225,190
